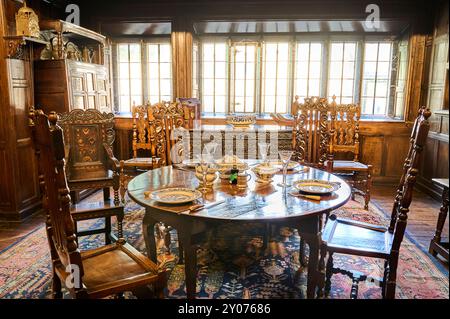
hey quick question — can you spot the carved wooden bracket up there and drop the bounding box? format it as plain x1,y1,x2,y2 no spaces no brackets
6,38,26,59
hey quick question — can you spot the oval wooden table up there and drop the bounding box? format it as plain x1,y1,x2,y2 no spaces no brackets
127,165,351,299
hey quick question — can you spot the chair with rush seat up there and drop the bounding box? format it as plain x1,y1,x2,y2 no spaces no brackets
29,108,167,299
321,106,431,299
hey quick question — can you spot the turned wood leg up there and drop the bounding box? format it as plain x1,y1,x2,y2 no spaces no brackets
263,223,276,251
105,217,112,245
384,254,398,299
305,235,321,299
52,272,63,299
178,231,197,299
429,187,449,256
299,238,308,267
178,237,184,264
318,244,328,297
103,187,111,202
117,210,125,239
364,165,373,210
381,259,389,299
164,226,172,255
325,252,334,296
351,172,357,201
143,213,158,263
73,220,79,245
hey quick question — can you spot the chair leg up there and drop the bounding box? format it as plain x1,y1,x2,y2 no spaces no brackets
103,188,111,201
324,252,334,296
117,211,125,239
351,172,357,201
384,256,398,299
178,238,184,264
364,166,373,210
164,226,172,256
52,271,63,299
381,260,389,299
299,238,308,267
105,217,112,245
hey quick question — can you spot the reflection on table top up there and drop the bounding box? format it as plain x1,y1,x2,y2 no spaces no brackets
127,165,352,222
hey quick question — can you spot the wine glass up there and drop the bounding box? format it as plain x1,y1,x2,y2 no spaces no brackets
258,142,271,166
277,150,294,188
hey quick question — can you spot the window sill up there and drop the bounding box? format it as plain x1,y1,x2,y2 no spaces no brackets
114,111,405,124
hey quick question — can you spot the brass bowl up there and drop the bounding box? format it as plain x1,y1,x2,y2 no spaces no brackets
252,165,279,184
226,114,256,128
195,166,219,187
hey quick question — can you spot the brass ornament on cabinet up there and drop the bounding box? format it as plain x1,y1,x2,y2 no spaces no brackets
15,1,40,38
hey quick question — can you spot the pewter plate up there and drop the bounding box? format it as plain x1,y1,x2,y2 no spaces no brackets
150,188,202,204
293,180,341,195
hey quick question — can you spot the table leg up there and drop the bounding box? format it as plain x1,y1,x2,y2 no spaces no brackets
178,230,197,299
429,187,449,257
143,210,158,263
298,216,323,299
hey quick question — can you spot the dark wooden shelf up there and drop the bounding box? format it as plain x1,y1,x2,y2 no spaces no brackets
3,36,49,59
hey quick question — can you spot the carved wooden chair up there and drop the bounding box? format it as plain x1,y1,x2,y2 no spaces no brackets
58,109,123,244
328,99,373,210
29,108,167,299
292,96,332,169
176,97,202,129
321,106,431,299
121,103,162,171
152,101,191,166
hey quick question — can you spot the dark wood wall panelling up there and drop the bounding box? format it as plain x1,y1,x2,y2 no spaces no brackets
0,0,65,220
417,0,449,200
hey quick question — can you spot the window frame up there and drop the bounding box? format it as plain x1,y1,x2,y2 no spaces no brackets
112,37,172,113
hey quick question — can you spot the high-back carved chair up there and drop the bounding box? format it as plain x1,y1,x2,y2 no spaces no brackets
121,103,163,170
328,100,373,210
29,108,167,299
321,106,431,299
292,96,332,169
152,101,191,166
58,109,121,204
177,97,202,129
58,109,123,244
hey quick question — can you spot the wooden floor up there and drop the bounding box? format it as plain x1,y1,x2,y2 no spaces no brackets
0,185,448,269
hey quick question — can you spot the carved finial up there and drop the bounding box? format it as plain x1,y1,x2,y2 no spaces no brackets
421,106,432,120
48,112,58,126
29,106,36,127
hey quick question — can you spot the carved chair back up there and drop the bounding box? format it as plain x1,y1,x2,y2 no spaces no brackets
389,106,431,251
58,109,115,181
177,97,201,128
292,96,332,168
131,103,162,163
29,109,84,288
152,102,190,166
329,99,361,162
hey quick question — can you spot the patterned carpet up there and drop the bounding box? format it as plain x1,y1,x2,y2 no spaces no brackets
0,198,448,299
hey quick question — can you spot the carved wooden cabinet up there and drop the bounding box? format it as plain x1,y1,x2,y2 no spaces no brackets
33,20,112,115
34,59,112,114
